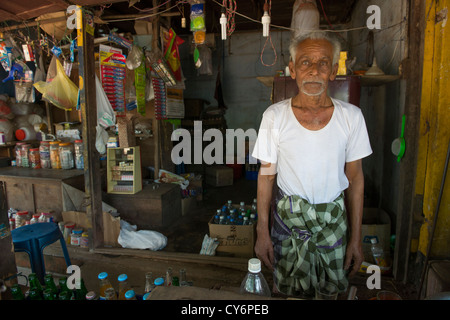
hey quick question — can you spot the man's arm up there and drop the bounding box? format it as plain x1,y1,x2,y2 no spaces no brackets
344,159,365,276
254,162,277,271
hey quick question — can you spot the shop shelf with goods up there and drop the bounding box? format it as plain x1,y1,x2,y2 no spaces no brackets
107,146,142,194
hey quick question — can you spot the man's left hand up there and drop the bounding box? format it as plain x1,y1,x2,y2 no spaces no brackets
344,239,364,277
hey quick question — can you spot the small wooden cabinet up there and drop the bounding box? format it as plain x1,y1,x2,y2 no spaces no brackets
107,146,142,194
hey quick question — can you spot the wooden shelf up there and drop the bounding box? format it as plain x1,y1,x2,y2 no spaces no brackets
360,75,401,86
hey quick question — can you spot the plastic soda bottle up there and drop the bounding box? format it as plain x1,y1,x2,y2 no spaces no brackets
98,272,114,300
239,258,271,297
118,274,130,300
371,238,388,267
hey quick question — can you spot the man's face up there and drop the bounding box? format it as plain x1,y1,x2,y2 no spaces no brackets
289,38,338,98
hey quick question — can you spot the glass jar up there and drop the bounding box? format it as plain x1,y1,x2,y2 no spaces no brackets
39,141,51,169
74,140,84,170
49,141,61,169
15,211,29,228
30,214,40,224
59,142,74,170
20,144,31,168
29,148,41,169
70,228,83,246
15,142,26,167
80,232,89,248
63,222,75,244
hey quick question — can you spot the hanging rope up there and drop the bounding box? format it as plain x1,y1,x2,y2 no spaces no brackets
260,0,277,67
222,0,237,37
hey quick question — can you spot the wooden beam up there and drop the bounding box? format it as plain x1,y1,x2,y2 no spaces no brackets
393,0,426,283
77,6,104,249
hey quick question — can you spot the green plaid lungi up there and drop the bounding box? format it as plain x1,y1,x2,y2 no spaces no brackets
272,190,348,296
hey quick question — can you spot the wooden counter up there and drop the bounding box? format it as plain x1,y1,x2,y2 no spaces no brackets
0,167,85,222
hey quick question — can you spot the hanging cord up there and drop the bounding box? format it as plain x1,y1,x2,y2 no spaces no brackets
260,0,277,67
222,0,237,37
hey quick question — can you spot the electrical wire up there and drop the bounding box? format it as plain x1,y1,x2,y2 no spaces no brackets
260,0,277,67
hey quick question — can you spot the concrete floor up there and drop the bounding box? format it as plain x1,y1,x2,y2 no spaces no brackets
10,177,419,300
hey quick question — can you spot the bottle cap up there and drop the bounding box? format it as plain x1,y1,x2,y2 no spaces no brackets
15,129,26,141
98,272,108,280
124,290,135,299
118,274,128,282
143,292,150,300
248,258,262,273
370,238,378,244
154,277,164,286
240,202,245,205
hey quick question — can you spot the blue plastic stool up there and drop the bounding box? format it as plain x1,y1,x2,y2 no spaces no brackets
12,223,72,284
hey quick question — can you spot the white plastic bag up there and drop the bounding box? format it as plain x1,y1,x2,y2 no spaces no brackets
290,0,320,38
96,74,115,129
118,220,167,251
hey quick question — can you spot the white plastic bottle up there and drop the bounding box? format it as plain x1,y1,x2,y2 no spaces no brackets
371,238,388,267
239,258,271,297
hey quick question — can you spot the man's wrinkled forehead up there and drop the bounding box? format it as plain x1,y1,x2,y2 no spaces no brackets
296,38,334,60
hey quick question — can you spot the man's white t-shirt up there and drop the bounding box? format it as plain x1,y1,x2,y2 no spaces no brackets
252,98,373,204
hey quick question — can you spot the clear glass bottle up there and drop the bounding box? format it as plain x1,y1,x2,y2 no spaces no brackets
239,201,246,215
144,272,155,293
117,273,130,300
165,267,173,286
239,258,271,297
15,142,26,167
105,287,117,300
98,272,114,300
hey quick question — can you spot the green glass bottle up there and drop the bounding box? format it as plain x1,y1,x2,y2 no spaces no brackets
43,288,55,300
58,277,69,294
70,289,77,300
28,273,43,296
29,288,43,300
10,284,25,300
44,274,58,299
58,290,70,300
76,278,88,300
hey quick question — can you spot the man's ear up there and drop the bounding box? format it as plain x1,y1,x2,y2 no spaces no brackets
289,60,296,80
329,63,338,81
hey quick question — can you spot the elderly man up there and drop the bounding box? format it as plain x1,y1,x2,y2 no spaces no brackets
252,31,372,297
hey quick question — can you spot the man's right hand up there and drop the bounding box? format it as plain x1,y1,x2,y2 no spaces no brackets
254,232,274,271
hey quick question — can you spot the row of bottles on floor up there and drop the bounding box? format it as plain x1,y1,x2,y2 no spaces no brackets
10,273,88,301
212,199,258,225
10,267,193,300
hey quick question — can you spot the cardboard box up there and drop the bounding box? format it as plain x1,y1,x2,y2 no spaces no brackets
181,196,196,216
205,165,233,187
62,210,120,247
361,208,391,262
208,216,256,258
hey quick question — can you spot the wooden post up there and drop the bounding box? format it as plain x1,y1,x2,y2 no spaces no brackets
76,6,104,248
153,0,161,179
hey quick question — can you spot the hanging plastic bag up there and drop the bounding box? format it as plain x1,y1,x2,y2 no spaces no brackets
197,45,212,75
95,74,116,129
290,0,320,39
33,58,79,110
163,28,184,82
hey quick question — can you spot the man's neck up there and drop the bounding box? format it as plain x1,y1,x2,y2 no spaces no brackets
292,93,332,110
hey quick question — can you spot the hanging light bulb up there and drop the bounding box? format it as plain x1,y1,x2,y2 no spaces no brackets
220,8,227,40
261,2,270,37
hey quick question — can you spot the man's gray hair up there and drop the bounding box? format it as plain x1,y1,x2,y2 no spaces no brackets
289,31,342,66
